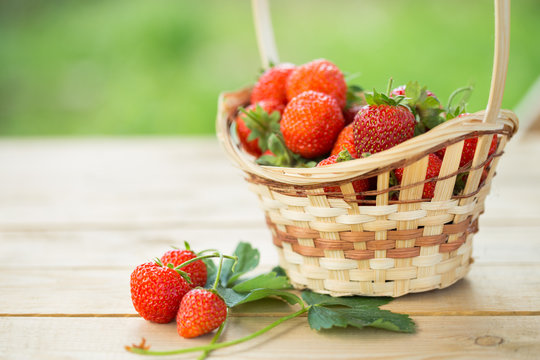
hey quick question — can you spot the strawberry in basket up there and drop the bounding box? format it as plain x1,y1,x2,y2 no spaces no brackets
352,89,416,155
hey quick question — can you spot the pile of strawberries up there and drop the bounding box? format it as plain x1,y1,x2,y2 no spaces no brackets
130,246,227,338
235,59,497,199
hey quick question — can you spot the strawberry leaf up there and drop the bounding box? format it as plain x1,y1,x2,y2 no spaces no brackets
302,291,415,333
216,286,302,308
220,242,260,287
232,272,292,292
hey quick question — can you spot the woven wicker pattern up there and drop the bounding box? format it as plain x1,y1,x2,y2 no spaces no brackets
217,86,518,297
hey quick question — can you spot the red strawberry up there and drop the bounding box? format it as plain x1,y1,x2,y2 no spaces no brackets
395,153,442,199
286,59,348,108
281,91,344,159
353,91,416,155
331,123,357,157
317,149,369,197
236,100,284,157
130,262,191,323
177,288,227,338
437,134,498,168
161,249,207,288
251,64,295,105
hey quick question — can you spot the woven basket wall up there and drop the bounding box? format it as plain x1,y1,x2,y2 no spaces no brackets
217,87,518,297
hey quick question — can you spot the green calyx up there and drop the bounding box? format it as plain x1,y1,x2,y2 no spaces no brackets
256,132,317,168
239,105,281,153
336,149,354,163
364,88,406,107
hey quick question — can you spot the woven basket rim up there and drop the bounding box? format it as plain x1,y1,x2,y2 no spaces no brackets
216,87,519,186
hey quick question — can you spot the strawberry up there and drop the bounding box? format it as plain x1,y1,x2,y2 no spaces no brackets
394,153,442,199
317,149,370,197
437,134,498,168
353,90,415,155
251,63,295,105
161,248,207,288
236,100,283,157
177,288,228,338
130,262,191,323
280,91,344,159
331,123,357,158
286,59,348,108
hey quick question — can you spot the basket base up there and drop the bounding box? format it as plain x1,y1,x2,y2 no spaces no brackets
276,241,473,297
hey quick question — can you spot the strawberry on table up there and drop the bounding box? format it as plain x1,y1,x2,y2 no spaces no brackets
353,89,416,155
286,59,348,108
394,153,443,199
161,246,208,288
331,123,357,158
176,288,228,339
281,90,344,159
317,149,370,198
251,63,295,106
130,262,192,324
236,100,284,157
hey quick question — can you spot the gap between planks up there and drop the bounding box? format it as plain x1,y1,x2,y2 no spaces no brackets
1,310,540,318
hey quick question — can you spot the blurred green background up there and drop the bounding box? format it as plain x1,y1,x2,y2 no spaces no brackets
0,0,538,136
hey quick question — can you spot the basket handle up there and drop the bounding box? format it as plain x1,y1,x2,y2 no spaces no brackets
485,0,510,124
251,0,511,123
251,0,279,69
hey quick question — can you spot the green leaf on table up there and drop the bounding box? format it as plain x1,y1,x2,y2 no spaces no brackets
216,286,302,308
203,258,217,288
307,306,415,333
232,271,291,292
220,242,260,287
302,290,415,333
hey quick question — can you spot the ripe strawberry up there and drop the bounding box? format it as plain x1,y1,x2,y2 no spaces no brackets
251,63,295,105
394,153,442,199
317,149,370,197
286,59,348,108
130,262,191,323
161,249,207,288
437,134,498,168
236,100,284,157
281,91,344,159
353,90,415,155
331,123,357,158
177,288,228,338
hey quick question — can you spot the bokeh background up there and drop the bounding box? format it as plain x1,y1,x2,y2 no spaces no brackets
1,0,539,136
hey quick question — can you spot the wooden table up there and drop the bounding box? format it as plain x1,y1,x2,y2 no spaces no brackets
1,136,539,359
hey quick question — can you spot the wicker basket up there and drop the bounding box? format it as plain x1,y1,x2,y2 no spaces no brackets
216,0,519,297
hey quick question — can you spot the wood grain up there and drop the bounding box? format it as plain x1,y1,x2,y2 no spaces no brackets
1,316,538,360
1,264,538,316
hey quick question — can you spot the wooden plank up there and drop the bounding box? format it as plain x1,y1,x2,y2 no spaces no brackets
0,316,538,359
0,225,538,268
1,264,538,316
0,137,539,230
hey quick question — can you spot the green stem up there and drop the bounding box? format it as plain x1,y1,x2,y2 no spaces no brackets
196,317,227,360
172,254,237,272
127,307,310,356
212,253,225,290
386,77,394,97
196,249,219,256
447,85,473,109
